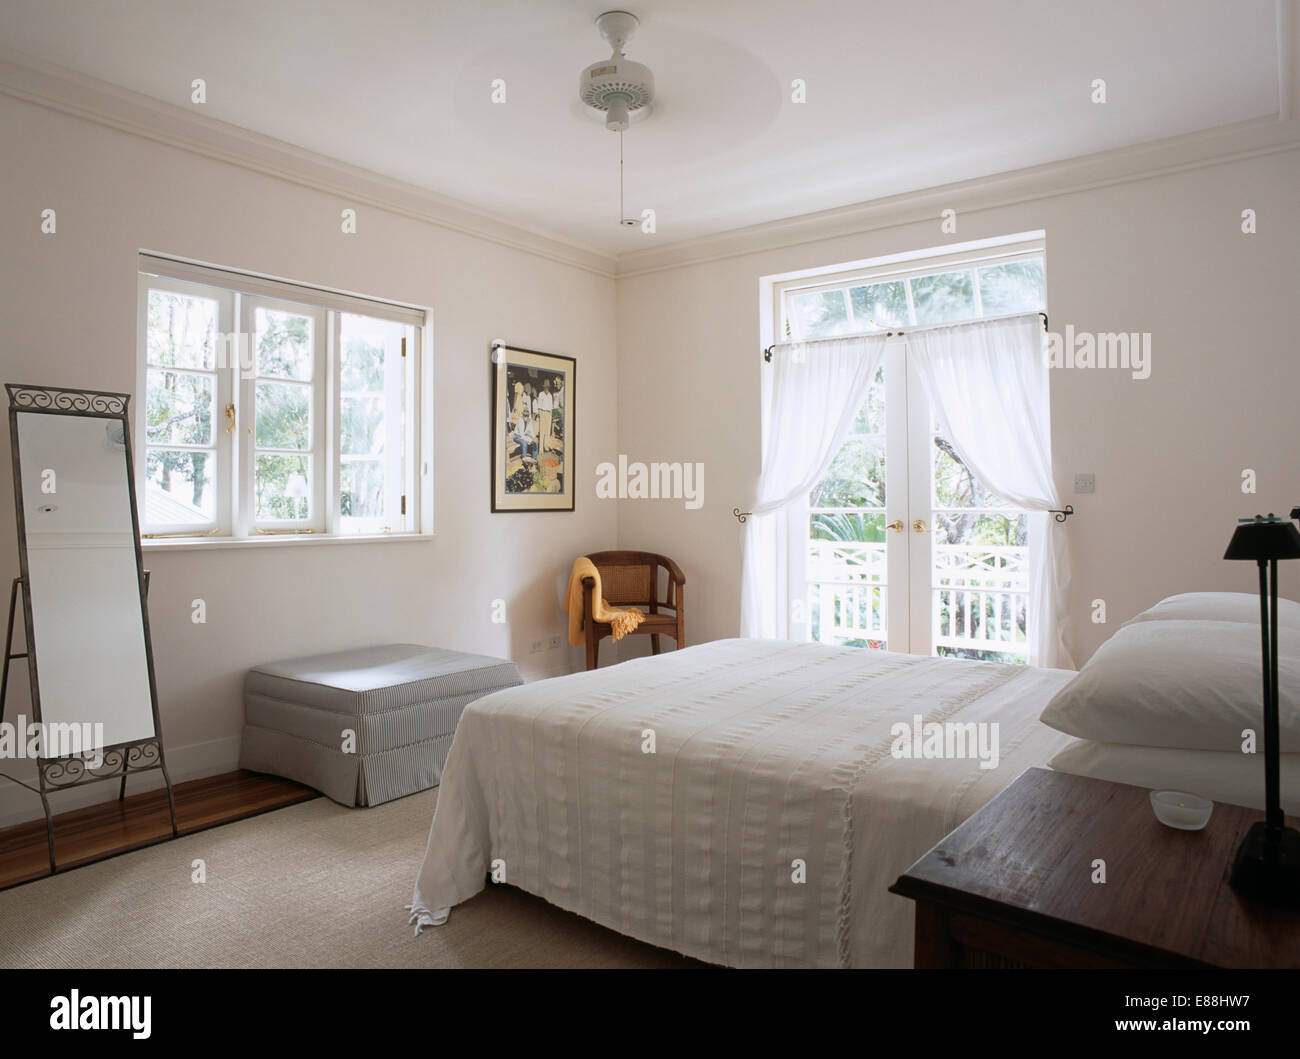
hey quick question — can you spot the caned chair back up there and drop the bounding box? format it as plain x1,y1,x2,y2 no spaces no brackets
594,560,654,606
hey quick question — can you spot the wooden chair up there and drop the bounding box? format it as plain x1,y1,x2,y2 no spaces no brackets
580,550,685,670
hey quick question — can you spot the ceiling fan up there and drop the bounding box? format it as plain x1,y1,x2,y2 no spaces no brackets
579,10,654,132
578,10,655,228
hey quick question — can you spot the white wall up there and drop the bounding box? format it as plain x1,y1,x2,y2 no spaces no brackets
614,147,1300,668
0,94,617,823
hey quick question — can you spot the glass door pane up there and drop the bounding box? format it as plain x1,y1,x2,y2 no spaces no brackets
806,353,908,648
909,388,1030,663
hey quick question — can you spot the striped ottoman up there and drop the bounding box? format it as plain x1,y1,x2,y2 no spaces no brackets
238,644,522,807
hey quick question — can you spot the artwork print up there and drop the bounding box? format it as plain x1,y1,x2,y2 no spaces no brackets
492,345,575,512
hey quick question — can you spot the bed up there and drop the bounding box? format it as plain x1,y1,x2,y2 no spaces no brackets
408,638,1075,967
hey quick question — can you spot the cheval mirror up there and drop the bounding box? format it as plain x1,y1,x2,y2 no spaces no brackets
1,384,177,872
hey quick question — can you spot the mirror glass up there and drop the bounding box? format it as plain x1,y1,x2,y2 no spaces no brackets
15,410,156,751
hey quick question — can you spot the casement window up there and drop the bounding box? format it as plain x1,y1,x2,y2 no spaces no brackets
136,255,426,541
775,238,1046,663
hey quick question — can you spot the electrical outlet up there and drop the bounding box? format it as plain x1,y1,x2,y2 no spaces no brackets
1074,473,1095,494
548,636,562,651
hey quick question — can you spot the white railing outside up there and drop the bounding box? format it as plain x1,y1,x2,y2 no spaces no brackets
807,539,1029,658
932,545,1028,658
808,540,887,647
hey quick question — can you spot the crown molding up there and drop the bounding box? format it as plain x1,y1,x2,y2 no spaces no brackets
4,46,1297,285
613,115,1300,277
0,46,619,279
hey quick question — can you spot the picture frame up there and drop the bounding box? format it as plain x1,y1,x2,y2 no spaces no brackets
491,344,575,512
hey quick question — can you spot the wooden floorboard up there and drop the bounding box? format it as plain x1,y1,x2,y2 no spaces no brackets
0,770,318,891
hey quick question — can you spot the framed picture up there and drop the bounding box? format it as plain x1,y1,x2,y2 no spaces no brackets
491,344,575,512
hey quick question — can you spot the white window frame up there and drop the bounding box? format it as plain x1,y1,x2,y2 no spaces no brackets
769,235,1046,662
136,274,236,537
241,295,329,534
136,255,428,544
334,312,418,537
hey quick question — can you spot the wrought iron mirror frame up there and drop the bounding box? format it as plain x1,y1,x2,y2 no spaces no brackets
2,383,177,871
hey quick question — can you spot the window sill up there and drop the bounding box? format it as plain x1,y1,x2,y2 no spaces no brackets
141,532,433,552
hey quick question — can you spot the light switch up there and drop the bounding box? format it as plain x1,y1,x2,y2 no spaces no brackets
1074,473,1095,494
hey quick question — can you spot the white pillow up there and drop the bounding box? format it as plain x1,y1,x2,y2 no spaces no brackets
1124,591,1300,630
1039,619,1300,752
1050,739,1300,816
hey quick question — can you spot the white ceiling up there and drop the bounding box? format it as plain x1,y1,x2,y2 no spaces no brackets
0,0,1283,256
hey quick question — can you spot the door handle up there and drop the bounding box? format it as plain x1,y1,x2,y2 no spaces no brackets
912,519,928,533
887,520,904,533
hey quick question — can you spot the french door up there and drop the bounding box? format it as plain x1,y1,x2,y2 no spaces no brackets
806,347,1030,662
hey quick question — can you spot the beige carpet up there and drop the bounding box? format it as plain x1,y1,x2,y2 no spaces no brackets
0,789,698,969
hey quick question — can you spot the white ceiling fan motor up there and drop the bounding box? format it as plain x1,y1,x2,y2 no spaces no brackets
580,10,654,132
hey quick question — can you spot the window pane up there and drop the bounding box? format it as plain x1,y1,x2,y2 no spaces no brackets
789,289,852,339
339,313,406,531
341,395,384,456
810,510,886,543
933,436,976,508
255,308,314,380
933,435,1018,509
340,314,395,393
910,270,975,324
145,449,215,523
811,438,885,508
341,459,384,519
809,583,886,650
850,364,886,435
933,537,1029,664
976,260,1046,316
147,290,218,369
146,369,214,446
255,381,310,450
849,281,908,330
255,454,310,520
933,511,1028,547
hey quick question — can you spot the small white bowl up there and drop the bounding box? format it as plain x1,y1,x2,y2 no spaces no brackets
1149,790,1213,831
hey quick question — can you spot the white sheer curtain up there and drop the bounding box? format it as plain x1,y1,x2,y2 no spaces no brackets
740,334,888,639
906,313,1073,669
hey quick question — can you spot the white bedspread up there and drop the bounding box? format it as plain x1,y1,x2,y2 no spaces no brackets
409,638,1074,967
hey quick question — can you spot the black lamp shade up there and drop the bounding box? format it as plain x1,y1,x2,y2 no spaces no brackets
1223,519,1300,561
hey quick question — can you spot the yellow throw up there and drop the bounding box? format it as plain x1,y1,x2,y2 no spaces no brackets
564,556,645,646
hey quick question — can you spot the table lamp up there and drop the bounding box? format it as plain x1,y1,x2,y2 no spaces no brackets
1223,513,1300,903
